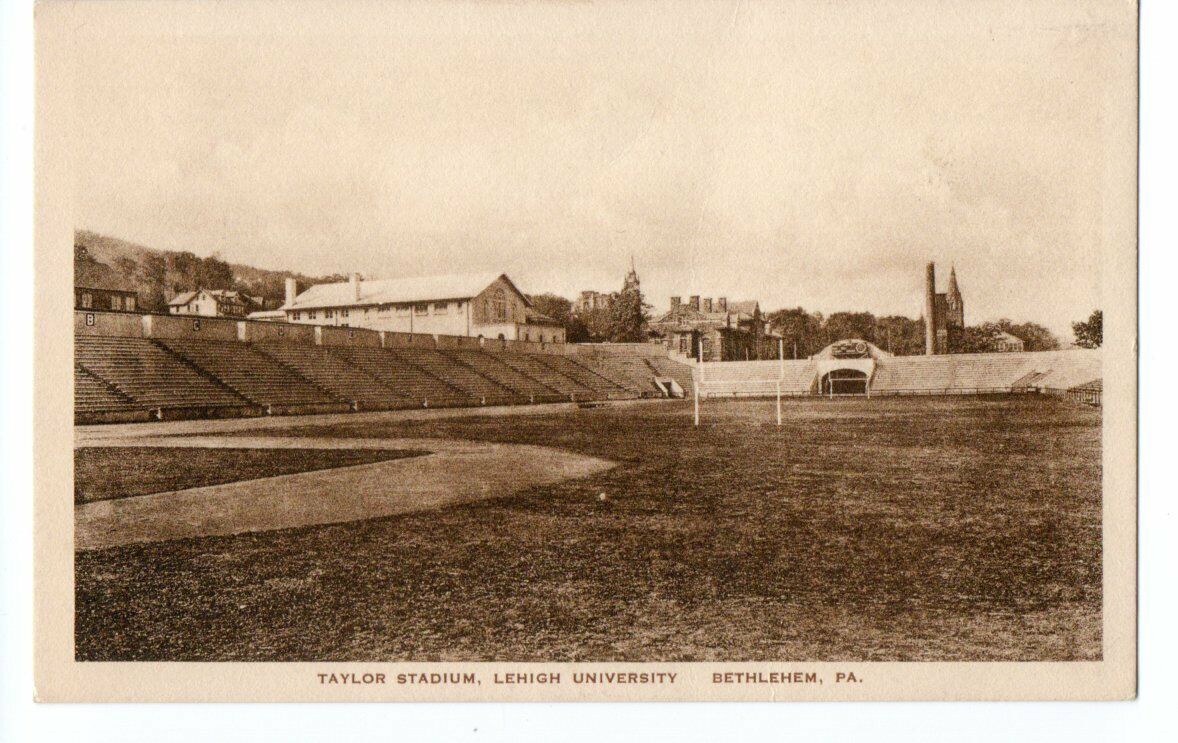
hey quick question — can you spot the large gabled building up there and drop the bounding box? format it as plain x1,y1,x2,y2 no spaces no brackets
277,271,565,343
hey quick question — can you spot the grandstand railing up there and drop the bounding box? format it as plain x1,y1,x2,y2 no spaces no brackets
1046,386,1102,407
871,386,1023,397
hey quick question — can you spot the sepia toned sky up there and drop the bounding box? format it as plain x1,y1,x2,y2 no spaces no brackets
69,1,1127,337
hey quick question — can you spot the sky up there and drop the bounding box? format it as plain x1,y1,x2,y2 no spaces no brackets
68,0,1125,338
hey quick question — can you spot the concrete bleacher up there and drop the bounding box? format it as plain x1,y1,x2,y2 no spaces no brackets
686,349,1102,399
384,347,519,404
74,363,147,419
331,346,471,407
565,357,648,396
869,356,957,394
535,355,636,399
871,350,1101,395
158,338,348,414
253,341,408,410
490,352,595,399
441,349,567,403
75,335,255,416
646,356,695,396
76,309,1099,423
586,355,662,395
1031,352,1103,392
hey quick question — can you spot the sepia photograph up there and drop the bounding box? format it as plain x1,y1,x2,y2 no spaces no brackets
31,0,1137,703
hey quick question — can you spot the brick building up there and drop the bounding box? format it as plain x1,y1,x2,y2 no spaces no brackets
649,295,776,361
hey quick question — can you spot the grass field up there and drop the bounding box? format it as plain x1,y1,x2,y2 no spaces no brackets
75,395,1101,662
74,447,425,504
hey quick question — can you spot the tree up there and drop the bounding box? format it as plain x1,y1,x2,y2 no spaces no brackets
528,293,590,343
822,312,877,348
951,324,1002,354
195,254,235,290
874,315,925,356
528,293,573,324
1072,310,1102,349
577,304,614,342
606,268,649,342
766,307,824,358
991,318,1060,351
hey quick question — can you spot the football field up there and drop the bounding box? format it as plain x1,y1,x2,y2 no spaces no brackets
75,395,1101,662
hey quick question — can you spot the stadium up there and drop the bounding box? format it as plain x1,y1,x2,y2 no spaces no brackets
73,288,1103,662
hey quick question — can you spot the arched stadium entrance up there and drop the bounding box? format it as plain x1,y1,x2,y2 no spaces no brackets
819,368,869,396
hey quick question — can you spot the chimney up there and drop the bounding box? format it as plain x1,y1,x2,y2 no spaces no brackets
717,297,727,312
924,262,937,355
284,277,298,307
350,272,361,302
689,295,700,311
702,297,713,313
670,296,681,311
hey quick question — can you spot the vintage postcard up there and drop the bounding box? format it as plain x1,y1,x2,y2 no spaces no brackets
34,0,1137,702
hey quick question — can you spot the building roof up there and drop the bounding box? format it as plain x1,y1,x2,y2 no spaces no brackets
167,291,199,306
994,331,1024,345
726,300,760,316
524,307,562,326
282,272,524,311
168,289,263,308
75,258,136,293
247,309,287,319
651,302,760,329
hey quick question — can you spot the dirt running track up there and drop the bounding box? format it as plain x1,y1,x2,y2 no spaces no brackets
74,409,619,550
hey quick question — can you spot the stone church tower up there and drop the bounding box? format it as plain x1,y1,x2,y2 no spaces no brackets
924,262,965,355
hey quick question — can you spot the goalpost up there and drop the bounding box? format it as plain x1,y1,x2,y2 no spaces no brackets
694,338,785,427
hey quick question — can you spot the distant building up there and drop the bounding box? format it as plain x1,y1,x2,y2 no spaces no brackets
278,272,565,343
923,262,965,355
168,289,264,318
576,290,612,313
649,295,776,361
75,254,138,312
992,331,1025,353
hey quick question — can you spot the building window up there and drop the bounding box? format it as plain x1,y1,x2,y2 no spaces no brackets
432,302,448,315
81,293,93,308
342,309,349,317
414,304,428,315
325,309,334,318
292,311,301,321
126,296,136,311
109,295,121,311
308,311,317,319
490,289,507,321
